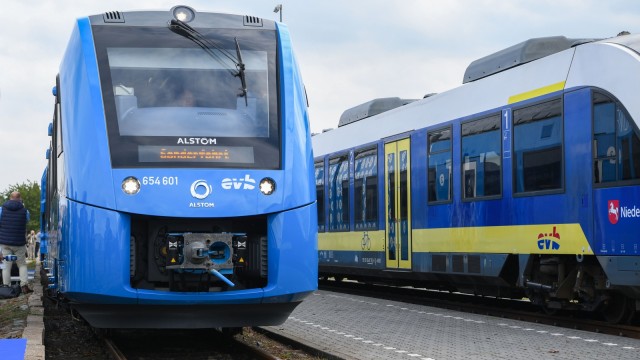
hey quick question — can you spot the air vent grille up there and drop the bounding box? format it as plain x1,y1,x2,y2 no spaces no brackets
103,11,125,23
243,15,263,27
452,255,464,273
468,255,481,274
432,255,446,272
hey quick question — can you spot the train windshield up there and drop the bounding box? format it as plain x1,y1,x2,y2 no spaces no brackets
93,25,279,169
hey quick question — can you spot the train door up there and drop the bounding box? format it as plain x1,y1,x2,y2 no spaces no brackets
384,139,412,269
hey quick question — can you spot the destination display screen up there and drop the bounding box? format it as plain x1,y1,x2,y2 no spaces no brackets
139,145,255,164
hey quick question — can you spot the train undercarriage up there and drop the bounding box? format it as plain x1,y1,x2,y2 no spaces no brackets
320,254,639,324
523,254,639,323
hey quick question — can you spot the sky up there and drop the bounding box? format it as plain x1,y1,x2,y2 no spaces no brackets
1,0,639,191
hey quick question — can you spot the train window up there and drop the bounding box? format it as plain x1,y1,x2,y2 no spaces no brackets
513,99,563,193
93,26,280,169
461,115,501,199
328,154,350,231
354,148,378,230
593,92,640,184
428,127,452,203
315,161,325,232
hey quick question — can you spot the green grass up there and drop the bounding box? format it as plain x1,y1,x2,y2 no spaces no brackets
0,295,29,338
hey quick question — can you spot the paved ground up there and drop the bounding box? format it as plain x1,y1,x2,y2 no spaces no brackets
265,290,640,360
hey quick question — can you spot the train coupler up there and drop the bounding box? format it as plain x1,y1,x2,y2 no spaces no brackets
165,233,239,286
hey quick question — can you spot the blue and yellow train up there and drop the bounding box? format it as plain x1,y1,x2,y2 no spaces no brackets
41,6,317,328
314,34,640,323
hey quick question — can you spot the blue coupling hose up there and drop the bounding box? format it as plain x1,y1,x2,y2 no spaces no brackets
210,269,235,287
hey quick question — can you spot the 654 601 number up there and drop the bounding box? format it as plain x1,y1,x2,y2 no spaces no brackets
142,176,179,186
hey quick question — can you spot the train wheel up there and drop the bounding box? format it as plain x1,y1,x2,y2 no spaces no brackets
529,292,558,315
600,292,632,324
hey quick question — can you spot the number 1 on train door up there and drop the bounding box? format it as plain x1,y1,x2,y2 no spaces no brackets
384,139,412,269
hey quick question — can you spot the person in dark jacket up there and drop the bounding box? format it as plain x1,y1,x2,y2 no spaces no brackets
0,191,31,294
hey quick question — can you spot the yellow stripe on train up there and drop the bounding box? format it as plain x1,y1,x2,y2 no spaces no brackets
508,81,565,104
318,224,593,255
413,224,593,255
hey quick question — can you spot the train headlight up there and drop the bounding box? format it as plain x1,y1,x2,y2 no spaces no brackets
259,177,276,195
171,5,195,23
122,176,141,195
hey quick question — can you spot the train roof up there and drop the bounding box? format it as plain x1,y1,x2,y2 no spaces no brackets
88,7,276,30
312,33,640,158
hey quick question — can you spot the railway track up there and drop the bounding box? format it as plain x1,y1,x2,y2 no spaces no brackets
44,292,328,360
101,328,282,360
320,279,640,339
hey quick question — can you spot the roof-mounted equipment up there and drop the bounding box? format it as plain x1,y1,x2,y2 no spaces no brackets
338,97,417,127
463,36,596,83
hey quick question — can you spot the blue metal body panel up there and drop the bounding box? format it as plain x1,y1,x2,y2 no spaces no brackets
594,186,640,255
262,203,318,302
318,87,639,284
59,201,317,305
60,200,134,303
277,23,317,209
599,256,640,286
39,167,48,257
60,19,116,208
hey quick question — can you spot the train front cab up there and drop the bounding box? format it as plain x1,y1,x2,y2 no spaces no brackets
43,8,317,329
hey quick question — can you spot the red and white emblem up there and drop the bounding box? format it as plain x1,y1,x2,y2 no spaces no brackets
608,200,619,224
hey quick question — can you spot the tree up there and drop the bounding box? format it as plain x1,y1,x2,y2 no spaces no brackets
0,180,41,232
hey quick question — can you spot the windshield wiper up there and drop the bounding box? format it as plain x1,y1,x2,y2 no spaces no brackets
168,19,249,105
234,38,248,105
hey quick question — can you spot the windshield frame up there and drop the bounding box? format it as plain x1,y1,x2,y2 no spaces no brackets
92,24,280,169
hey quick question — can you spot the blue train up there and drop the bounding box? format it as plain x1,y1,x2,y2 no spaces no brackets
41,6,317,328
314,34,640,323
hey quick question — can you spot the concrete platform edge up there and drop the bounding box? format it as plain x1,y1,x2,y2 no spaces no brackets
23,263,44,360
